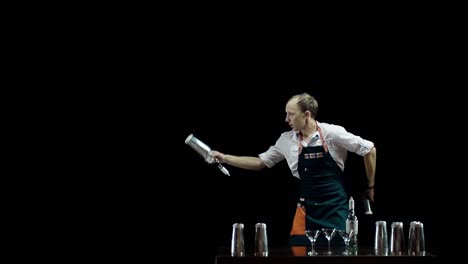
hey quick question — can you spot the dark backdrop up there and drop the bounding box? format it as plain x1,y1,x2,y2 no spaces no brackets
165,23,451,262
97,23,456,263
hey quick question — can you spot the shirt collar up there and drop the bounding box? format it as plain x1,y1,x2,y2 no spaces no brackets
292,121,321,142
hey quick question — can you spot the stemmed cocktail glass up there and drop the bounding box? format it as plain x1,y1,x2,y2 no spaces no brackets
321,228,336,255
305,229,321,256
338,229,354,255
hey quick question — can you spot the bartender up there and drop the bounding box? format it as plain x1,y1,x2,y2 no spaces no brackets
209,92,377,245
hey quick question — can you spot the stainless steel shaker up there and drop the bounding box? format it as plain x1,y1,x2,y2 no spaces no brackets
362,197,373,215
231,223,245,257
408,221,425,256
390,222,405,255
374,221,388,255
184,134,230,176
184,134,213,162
254,223,269,257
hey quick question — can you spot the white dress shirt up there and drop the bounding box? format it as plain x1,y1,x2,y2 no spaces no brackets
258,121,374,179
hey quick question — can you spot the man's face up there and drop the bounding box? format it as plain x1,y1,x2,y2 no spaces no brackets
285,99,305,131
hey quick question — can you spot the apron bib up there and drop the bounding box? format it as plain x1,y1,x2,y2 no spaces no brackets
289,126,348,246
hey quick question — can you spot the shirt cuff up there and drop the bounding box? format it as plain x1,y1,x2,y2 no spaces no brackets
258,153,275,168
356,140,374,156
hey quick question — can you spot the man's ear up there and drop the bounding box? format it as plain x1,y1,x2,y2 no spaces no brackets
304,110,311,118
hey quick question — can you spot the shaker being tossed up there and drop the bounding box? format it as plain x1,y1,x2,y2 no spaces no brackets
185,133,230,176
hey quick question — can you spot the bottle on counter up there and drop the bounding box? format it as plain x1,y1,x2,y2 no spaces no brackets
346,196,358,248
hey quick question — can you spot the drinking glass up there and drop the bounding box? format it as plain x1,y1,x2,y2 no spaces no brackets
321,228,336,255
338,229,354,255
305,229,321,255
408,221,425,256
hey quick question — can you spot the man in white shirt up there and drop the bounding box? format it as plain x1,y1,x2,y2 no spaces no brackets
210,92,376,245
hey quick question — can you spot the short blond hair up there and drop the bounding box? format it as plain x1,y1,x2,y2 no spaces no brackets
289,93,318,118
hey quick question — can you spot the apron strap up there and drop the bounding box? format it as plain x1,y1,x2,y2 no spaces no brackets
317,123,328,153
298,121,328,153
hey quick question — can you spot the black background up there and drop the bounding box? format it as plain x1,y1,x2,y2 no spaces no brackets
166,23,452,262
91,22,458,263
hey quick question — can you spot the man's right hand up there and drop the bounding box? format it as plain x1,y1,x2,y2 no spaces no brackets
209,150,225,163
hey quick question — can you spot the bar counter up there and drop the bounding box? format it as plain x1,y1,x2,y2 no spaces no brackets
215,246,439,264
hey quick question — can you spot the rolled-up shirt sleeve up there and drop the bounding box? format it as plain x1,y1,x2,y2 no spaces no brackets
330,125,374,156
355,138,374,156
259,140,286,168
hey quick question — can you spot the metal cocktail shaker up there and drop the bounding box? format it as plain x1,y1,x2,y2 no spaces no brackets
362,197,373,215
390,222,405,255
184,133,230,176
374,221,388,255
408,221,425,256
231,223,245,257
255,223,268,257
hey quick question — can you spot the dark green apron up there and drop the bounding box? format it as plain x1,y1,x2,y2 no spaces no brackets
289,126,348,246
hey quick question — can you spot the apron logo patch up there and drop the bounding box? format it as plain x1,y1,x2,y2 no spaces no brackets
305,152,324,159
